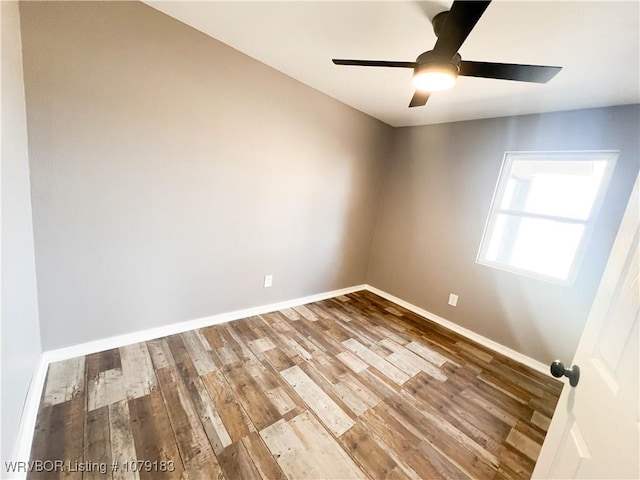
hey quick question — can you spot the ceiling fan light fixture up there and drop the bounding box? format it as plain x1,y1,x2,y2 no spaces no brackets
412,63,458,92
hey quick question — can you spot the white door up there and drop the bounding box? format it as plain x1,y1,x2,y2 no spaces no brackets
533,174,639,479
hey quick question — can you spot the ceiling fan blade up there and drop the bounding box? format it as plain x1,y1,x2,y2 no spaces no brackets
459,61,562,83
409,91,430,108
433,1,491,59
332,59,417,68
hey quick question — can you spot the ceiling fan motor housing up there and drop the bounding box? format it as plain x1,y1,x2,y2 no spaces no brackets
413,52,461,92
415,51,461,73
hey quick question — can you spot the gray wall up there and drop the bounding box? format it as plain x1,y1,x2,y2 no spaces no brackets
1,1,42,466
20,1,393,350
368,105,640,364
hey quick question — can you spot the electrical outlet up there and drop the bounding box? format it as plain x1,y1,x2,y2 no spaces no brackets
264,274,273,288
448,293,458,307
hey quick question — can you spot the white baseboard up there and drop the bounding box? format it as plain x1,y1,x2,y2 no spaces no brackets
14,281,548,475
364,284,549,375
9,356,49,480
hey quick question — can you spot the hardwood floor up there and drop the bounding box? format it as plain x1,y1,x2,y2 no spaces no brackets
28,291,562,479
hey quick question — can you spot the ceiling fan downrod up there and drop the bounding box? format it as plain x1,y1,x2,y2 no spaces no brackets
431,10,449,38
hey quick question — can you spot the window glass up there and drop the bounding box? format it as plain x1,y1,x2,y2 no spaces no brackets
500,160,607,220
478,151,616,284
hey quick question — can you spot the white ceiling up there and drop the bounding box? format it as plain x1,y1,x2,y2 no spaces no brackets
145,1,640,127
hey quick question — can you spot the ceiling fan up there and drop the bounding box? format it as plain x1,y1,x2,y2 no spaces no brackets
332,1,562,108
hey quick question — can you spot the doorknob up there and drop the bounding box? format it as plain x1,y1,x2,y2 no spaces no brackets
550,360,580,387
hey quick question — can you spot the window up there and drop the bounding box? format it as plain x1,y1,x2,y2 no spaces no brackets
477,151,617,284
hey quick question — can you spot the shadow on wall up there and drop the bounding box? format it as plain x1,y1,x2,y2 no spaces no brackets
290,111,393,294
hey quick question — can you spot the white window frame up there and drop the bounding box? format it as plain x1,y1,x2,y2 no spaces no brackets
477,150,618,285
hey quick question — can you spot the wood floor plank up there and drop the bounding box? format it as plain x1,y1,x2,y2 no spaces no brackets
460,386,519,427
506,426,543,462
305,303,337,322
360,405,457,480
30,396,85,480
259,312,292,333
480,362,549,401
217,440,261,480
61,396,86,480
387,351,442,381
417,438,474,480
324,306,354,324
185,375,233,454
343,338,410,385
199,325,225,348
331,380,374,417
280,308,300,321
109,400,139,480
220,362,281,431
464,377,534,420
529,393,560,418
341,320,385,347
531,410,552,431
200,326,239,366
508,420,546,459
262,347,297,372
339,422,400,479
331,374,380,416
217,324,253,362
405,371,514,445
128,392,183,480
84,406,112,480
201,369,254,442
375,325,410,346
383,394,499,479
336,350,369,373
282,336,313,361
229,317,261,343
88,368,125,411
165,335,233,454
280,365,355,437
180,330,217,376
244,358,298,416
307,352,349,384
147,339,175,370
47,395,86,480
120,343,157,400
380,338,448,381
456,340,495,363
405,340,448,367
405,376,508,458
28,405,53,479
385,306,404,317
215,346,239,366
496,444,536,479
292,304,319,321
260,411,367,480
43,357,85,407
86,349,121,382
477,370,534,405
293,321,341,356
155,366,222,479
239,432,287,480
356,366,406,402
248,337,276,354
